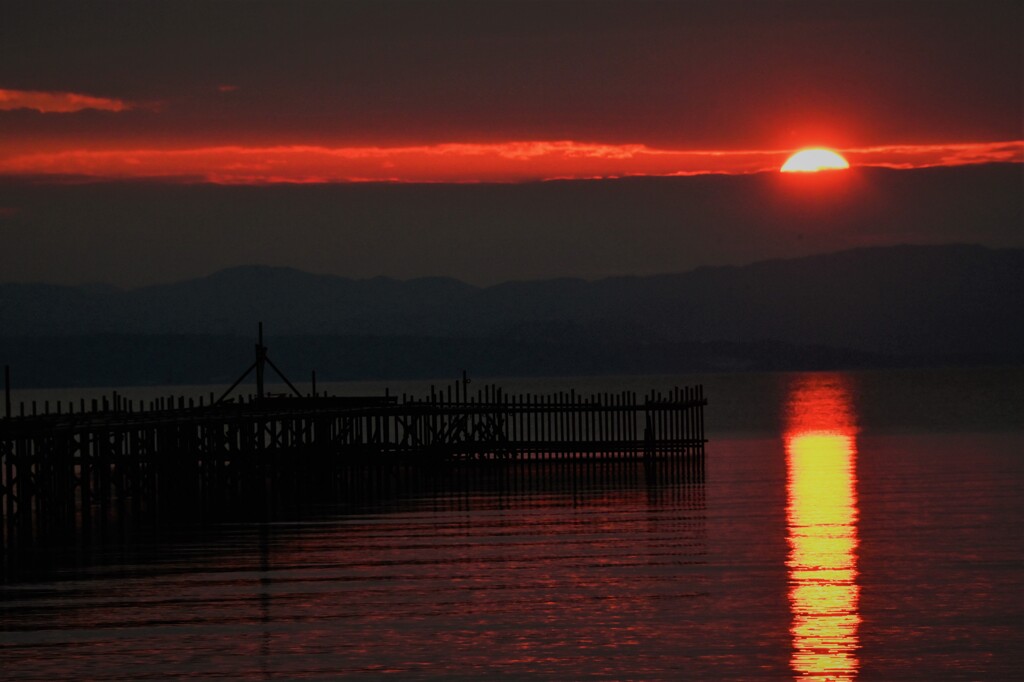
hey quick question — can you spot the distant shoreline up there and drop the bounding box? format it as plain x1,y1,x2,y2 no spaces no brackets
2,340,1019,393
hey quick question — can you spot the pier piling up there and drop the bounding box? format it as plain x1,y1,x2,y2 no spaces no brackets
0,367,705,546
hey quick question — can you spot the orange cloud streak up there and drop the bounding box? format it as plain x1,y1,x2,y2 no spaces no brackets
0,140,1019,183
842,141,1024,169
0,88,132,113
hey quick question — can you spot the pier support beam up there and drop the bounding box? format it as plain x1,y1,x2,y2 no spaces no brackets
255,322,267,401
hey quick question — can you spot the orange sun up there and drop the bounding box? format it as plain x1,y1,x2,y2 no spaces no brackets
781,148,850,173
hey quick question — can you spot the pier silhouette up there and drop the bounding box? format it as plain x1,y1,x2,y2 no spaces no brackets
1,329,705,547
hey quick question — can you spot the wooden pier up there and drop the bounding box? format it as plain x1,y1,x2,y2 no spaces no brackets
0,381,704,541
1,330,705,546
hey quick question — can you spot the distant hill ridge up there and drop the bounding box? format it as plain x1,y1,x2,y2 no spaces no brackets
1,244,1021,361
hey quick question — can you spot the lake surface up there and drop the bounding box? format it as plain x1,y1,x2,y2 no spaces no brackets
1,367,1021,679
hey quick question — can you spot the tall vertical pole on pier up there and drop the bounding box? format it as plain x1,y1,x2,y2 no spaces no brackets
255,322,266,402
4,365,10,419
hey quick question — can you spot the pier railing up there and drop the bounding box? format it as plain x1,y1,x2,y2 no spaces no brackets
0,382,705,541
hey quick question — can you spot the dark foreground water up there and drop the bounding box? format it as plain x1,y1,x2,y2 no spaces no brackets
1,367,1022,679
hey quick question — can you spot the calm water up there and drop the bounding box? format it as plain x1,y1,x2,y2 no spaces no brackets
1,367,1022,679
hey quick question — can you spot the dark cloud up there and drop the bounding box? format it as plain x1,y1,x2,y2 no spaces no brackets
0,165,1019,287
1,1,1020,147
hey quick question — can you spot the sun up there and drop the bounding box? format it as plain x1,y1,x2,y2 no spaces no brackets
781,148,850,173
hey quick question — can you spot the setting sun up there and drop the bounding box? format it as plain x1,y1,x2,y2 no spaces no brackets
781,148,850,173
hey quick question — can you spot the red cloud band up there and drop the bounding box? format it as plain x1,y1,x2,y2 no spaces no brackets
0,140,1019,183
0,88,131,113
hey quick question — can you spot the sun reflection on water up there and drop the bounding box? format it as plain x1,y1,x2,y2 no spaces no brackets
785,374,861,680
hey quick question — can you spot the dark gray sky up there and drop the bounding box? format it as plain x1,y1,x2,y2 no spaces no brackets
2,1,1021,149
1,165,1020,287
0,1,1020,285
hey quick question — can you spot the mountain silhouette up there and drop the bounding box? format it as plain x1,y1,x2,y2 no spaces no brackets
1,244,1020,386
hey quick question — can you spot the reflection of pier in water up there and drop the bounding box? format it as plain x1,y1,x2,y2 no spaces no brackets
255,464,709,671
0,348,705,548
336,457,706,514
785,373,861,680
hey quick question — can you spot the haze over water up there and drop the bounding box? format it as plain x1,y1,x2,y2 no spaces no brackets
1,367,1021,679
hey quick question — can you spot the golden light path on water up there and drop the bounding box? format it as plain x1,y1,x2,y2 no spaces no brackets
785,375,861,680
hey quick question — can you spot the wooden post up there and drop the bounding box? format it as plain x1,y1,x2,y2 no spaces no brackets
255,322,266,401
699,384,705,445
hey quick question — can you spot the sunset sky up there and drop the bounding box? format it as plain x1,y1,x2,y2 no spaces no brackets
0,0,1021,285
